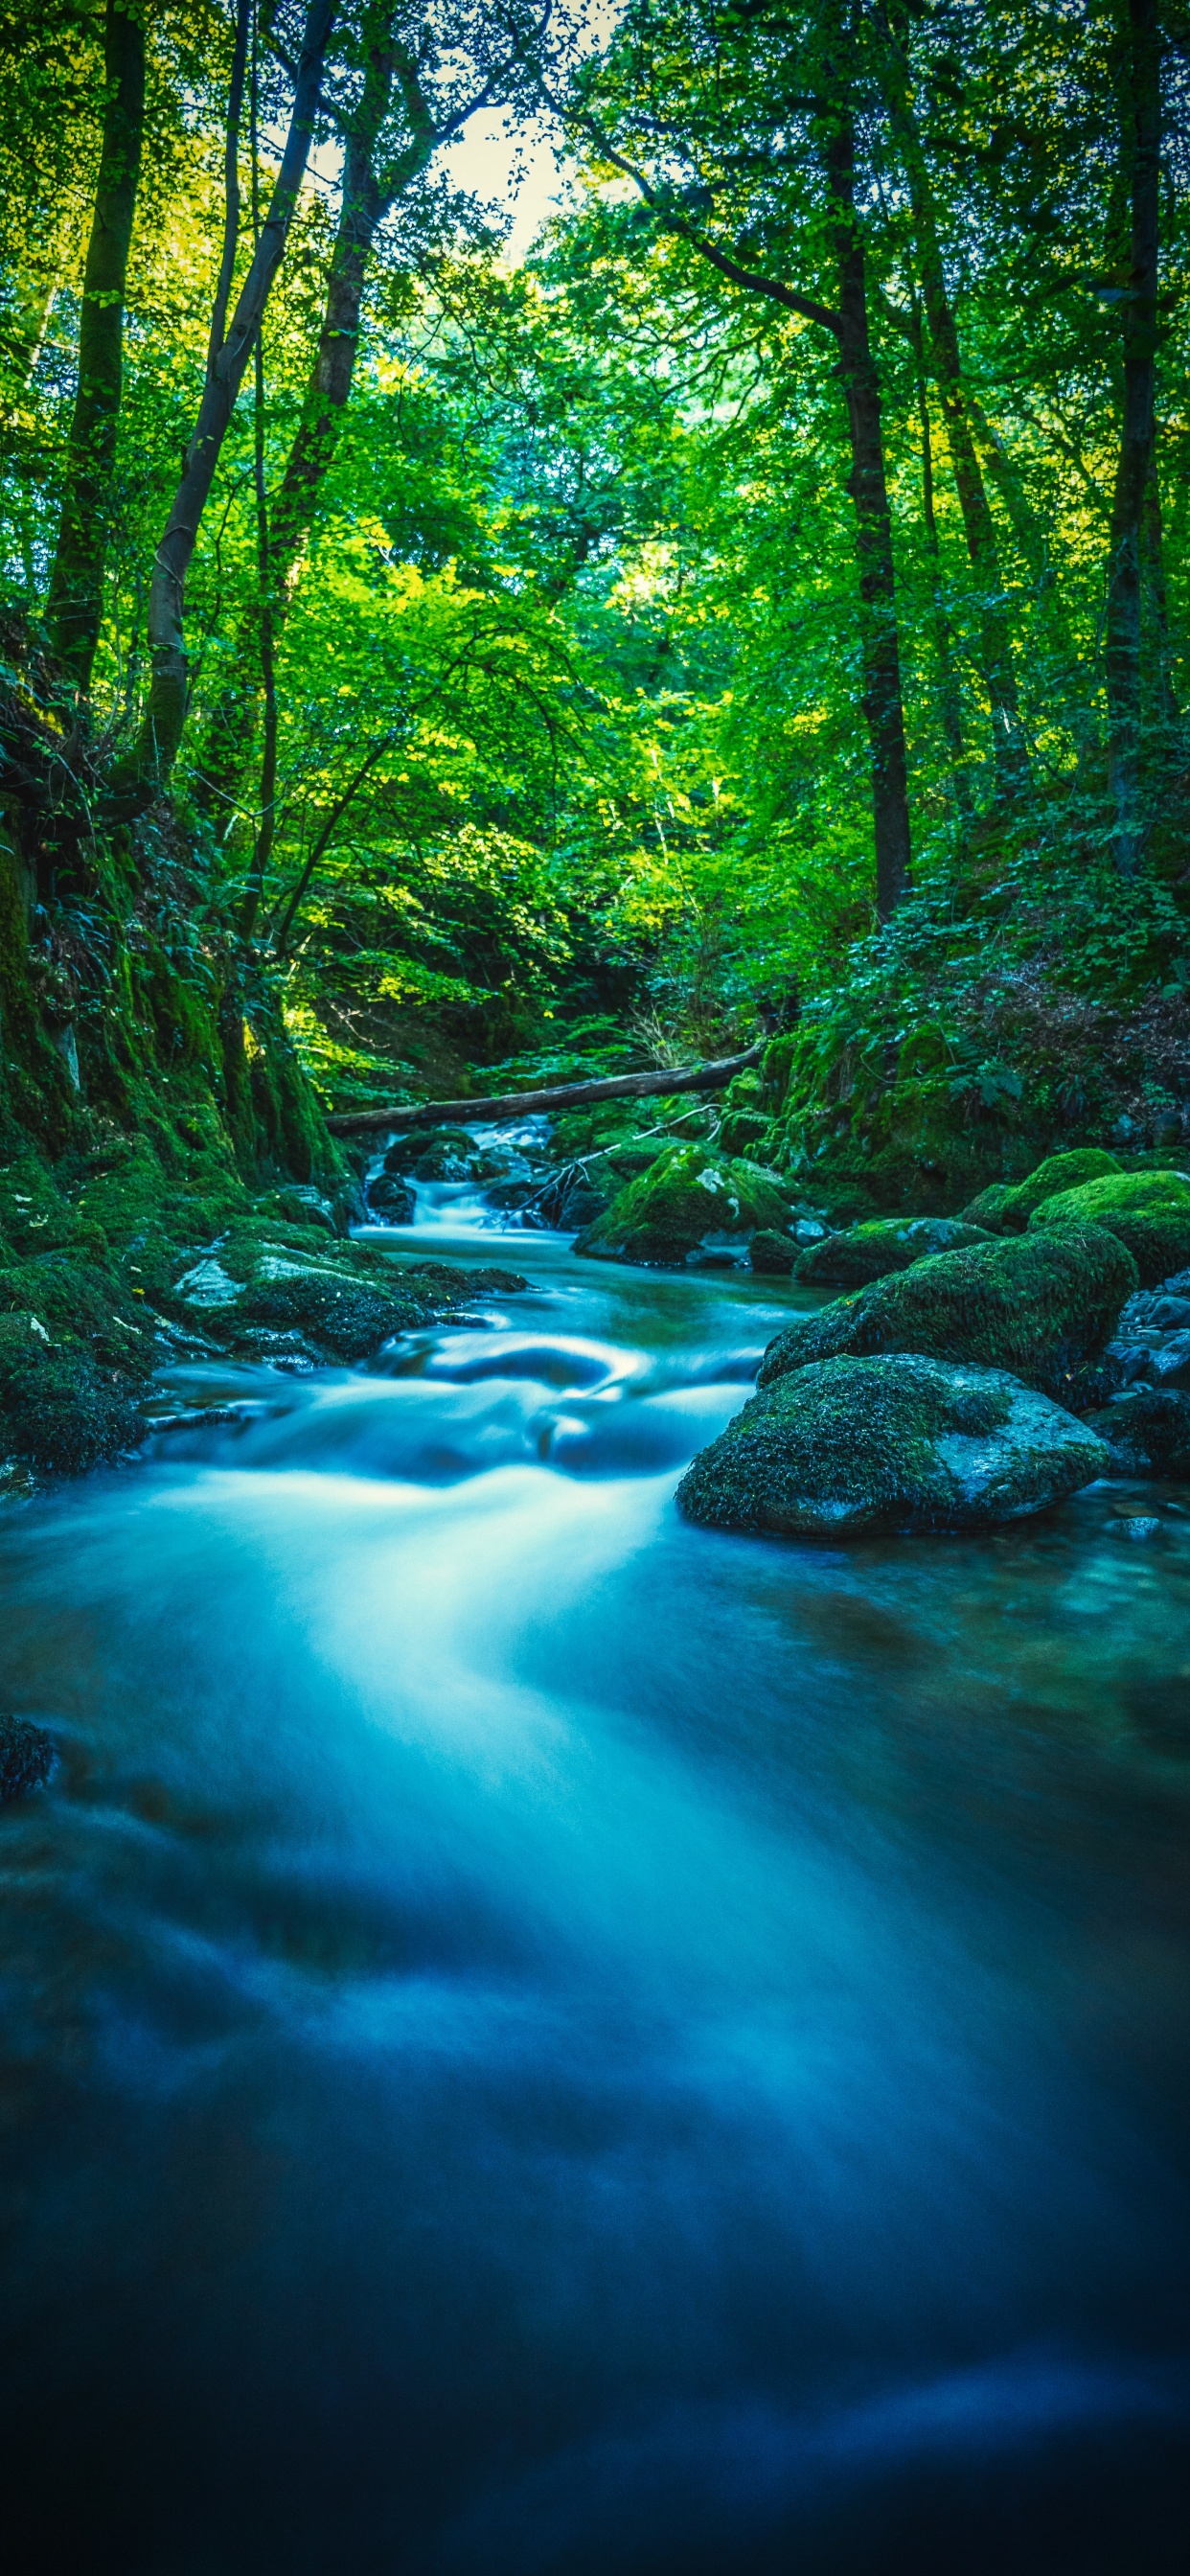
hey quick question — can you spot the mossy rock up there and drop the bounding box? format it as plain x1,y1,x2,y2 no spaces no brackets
0,1154,80,1255
675,1354,1109,1537
365,1172,416,1222
382,1126,491,1183
964,1149,1121,1235
722,1069,765,1108
0,1343,143,1474
1029,1169,1190,1285
1085,1388,1190,1479
718,1109,769,1158
757,1225,1137,1404
794,1215,995,1289
0,1254,157,1379
573,1144,790,1269
749,1230,797,1276
959,1181,1020,1232
164,1226,528,1364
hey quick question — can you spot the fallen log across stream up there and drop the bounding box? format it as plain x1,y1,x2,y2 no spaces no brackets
325,1038,767,1136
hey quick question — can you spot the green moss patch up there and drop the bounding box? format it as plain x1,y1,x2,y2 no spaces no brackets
757,1224,1137,1403
794,1215,994,1288
675,1353,1109,1536
1029,1168,1190,1285
574,1143,790,1268
964,1149,1122,1233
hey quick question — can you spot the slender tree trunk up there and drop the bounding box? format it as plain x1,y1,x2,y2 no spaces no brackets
879,5,1028,803
44,0,145,692
240,35,277,943
1142,459,1179,725
197,17,418,817
824,106,912,918
1106,0,1161,877
908,294,970,816
135,0,336,787
1,271,57,424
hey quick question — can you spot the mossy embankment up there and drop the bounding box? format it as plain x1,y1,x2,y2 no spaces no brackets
0,656,522,1482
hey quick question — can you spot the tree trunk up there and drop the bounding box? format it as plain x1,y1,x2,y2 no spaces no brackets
908,295,970,816
824,106,912,919
196,15,419,818
1106,0,1161,877
1142,458,1179,726
135,0,337,787
879,6,1028,804
327,1041,767,1137
44,0,145,693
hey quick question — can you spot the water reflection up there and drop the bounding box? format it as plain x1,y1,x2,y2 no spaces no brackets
0,1242,1187,2572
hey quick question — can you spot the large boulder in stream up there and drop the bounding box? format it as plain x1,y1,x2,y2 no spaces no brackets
757,1224,1137,1405
1028,1167,1190,1286
675,1354,1109,1536
794,1214,994,1288
574,1143,790,1269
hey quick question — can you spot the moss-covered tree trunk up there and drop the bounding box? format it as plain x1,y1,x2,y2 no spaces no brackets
44,0,145,692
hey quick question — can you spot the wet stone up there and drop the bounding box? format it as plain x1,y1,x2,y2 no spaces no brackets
0,1714,54,1803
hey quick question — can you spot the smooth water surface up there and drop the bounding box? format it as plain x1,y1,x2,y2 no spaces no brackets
1,1222,1188,2571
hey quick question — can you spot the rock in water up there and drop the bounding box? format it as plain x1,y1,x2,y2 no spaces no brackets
749,1230,797,1276
675,1354,1109,1537
0,1714,54,1803
1028,1168,1190,1285
574,1143,789,1269
1085,1388,1190,1479
794,1215,994,1288
757,1225,1136,1403
365,1172,416,1222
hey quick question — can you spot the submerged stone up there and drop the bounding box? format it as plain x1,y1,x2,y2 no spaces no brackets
0,1714,54,1802
757,1224,1136,1404
574,1143,789,1269
794,1215,994,1288
1029,1168,1190,1286
675,1353,1109,1536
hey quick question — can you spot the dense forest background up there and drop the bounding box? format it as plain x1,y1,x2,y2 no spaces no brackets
1,0,1188,1216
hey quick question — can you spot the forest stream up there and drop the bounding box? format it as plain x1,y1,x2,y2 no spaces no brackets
1,1179,1188,2573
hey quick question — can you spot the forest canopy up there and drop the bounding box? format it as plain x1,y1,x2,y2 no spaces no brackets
1,0,1188,1163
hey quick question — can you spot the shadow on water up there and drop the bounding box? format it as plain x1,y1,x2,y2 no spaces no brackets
0,1228,1188,2570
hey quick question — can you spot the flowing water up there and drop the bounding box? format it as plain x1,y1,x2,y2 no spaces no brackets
1,1206,1189,2572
